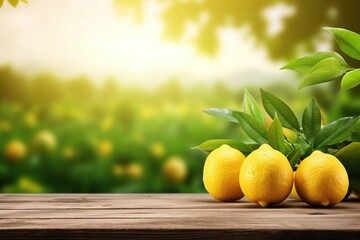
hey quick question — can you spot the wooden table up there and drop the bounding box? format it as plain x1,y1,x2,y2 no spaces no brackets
0,194,359,239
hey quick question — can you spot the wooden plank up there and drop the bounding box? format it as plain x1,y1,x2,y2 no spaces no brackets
0,194,231,209
0,214,359,229
0,194,359,240
0,207,358,219
0,194,358,209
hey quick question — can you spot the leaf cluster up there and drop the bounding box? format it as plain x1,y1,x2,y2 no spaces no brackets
193,89,360,170
281,27,360,93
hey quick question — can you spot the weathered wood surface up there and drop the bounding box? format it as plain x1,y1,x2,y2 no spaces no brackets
0,194,359,239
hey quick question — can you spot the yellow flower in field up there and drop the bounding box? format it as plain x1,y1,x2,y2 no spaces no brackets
97,140,113,157
112,164,125,177
0,120,12,132
24,112,38,127
100,116,114,131
5,140,27,162
162,156,188,184
33,130,57,152
18,177,43,193
63,147,75,160
126,163,143,180
150,142,165,158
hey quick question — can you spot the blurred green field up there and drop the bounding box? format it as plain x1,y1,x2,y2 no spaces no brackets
0,66,255,193
2,65,359,193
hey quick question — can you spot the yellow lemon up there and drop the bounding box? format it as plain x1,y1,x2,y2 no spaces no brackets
240,144,293,207
127,163,143,180
295,151,349,207
5,140,27,162
18,177,43,193
97,140,113,157
203,144,245,202
162,156,187,183
291,172,301,200
33,130,57,152
150,142,165,158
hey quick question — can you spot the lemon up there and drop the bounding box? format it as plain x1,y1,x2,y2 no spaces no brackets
33,130,57,152
162,156,187,183
97,140,113,157
295,151,349,207
203,144,245,202
150,142,165,158
5,140,27,162
239,144,293,207
290,172,301,200
126,163,143,180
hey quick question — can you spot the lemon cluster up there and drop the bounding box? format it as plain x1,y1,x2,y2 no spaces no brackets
203,144,349,207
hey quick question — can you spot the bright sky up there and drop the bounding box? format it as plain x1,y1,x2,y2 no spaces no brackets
0,0,293,87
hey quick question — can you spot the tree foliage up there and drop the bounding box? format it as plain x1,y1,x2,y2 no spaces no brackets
114,0,360,65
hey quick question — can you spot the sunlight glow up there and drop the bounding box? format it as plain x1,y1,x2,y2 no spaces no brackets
262,4,296,37
0,0,288,87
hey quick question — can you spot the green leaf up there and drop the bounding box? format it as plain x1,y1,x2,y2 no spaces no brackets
242,89,264,126
287,149,301,170
268,113,285,154
341,68,360,92
336,142,360,179
324,27,360,60
352,132,360,142
8,0,19,7
260,89,300,131
302,98,321,143
232,112,268,144
295,136,312,158
0,0,4,8
191,139,258,155
298,57,349,89
314,116,360,149
351,119,360,142
281,51,349,74
203,108,238,123
20,0,28,3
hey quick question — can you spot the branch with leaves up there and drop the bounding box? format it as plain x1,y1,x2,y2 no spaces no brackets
281,27,360,93
193,89,360,171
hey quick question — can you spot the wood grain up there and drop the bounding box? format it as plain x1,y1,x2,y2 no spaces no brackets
0,194,359,239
